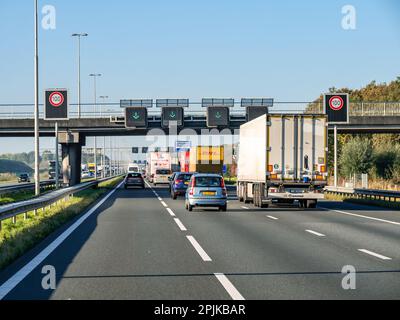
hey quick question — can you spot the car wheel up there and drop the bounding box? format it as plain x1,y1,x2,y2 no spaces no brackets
188,204,193,212
220,205,227,212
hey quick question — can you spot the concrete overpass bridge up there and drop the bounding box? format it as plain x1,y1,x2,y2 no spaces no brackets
1,101,399,185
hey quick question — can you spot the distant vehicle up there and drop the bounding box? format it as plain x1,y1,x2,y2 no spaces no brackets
186,146,224,174
185,174,227,212
18,173,31,183
153,169,172,186
81,171,92,179
127,163,140,174
237,114,327,209
169,172,194,199
88,163,96,174
146,152,172,183
124,173,145,189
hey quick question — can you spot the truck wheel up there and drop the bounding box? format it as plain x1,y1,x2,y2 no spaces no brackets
307,200,317,209
260,203,269,209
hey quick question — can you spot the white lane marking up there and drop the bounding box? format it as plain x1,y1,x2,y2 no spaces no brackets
158,197,163,201
0,181,124,300
186,236,212,262
174,218,187,231
305,229,326,237
241,206,249,210
266,215,278,220
214,273,245,301
321,207,400,227
358,249,392,260
161,201,168,208
166,208,176,217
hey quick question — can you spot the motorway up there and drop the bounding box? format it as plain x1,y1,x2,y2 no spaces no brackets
0,183,399,300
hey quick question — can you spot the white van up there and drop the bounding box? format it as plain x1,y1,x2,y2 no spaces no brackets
153,169,172,186
128,163,140,174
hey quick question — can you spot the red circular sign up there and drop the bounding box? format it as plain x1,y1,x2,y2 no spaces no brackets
49,92,64,107
329,96,344,111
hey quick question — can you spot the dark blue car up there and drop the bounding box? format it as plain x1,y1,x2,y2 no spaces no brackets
170,172,194,199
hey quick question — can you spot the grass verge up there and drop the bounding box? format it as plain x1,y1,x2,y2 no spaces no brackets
0,189,54,206
325,193,400,210
0,176,123,271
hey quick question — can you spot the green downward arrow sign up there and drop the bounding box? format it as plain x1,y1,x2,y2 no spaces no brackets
169,112,176,119
132,112,140,120
215,112,222,119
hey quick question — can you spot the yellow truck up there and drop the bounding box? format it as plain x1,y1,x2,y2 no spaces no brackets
189,146,224,174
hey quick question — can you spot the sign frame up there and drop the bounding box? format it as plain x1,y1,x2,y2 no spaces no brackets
125,107,148,129
44,88,69,121
324,93,350,124
207,106,230,128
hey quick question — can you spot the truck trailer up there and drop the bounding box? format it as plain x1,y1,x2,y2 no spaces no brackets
146,152,172,183
188,146,224,174
237,114,327,209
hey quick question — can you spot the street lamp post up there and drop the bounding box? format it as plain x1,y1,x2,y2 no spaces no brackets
72,33,88,118
34,0,40,196
99,95,109,178
89,73,102,180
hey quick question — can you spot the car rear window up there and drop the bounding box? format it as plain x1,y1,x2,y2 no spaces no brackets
129,167,139,172
194,176,222,187
177,174,193,181
127,173,142,178
156,169,171,175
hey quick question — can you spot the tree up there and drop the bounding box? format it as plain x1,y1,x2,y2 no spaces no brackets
339,137,373,178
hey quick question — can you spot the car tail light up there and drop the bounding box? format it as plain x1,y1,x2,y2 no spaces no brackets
189,178,195,195
268,165,273,172
269,187,277,193
320,165,326,173
175,179,183,185
220,178,225,188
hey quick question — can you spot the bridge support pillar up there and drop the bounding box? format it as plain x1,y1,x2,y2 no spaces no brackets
59,132,85,187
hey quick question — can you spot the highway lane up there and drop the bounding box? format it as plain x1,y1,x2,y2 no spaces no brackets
0,184,231,300
0,183,399,300
155,186,400,299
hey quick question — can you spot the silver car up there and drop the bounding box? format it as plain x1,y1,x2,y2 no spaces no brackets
185,174,227,212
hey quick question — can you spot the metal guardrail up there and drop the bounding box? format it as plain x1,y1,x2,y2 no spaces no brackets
0,176,122,230
0,180,56,196
325,186,400,202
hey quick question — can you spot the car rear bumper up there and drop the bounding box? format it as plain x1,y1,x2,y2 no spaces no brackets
125,183,144,187
173,188,188,195
188,197,227,207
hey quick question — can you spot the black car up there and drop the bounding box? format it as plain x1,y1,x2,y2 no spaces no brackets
170,172,194,199
124,173,145,189
18,173,31,183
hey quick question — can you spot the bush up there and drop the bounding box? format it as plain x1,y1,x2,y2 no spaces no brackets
339,137,373,178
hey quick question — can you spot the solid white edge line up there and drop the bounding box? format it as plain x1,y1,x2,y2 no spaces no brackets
214,273,245,301
174,218,187,231
305,229,326,237
186,236,212,262
266,215,278,220
241,206,249,210
166,208,176,217
320,207,400,226
358,249,392,260
0,181,124,300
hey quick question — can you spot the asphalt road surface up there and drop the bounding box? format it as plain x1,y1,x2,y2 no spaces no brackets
0,182,399,300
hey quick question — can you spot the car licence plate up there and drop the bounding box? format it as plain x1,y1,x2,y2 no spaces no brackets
203,191,216,196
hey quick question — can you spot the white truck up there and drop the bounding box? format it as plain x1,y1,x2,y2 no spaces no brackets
237,114,327,209
146,152,172,184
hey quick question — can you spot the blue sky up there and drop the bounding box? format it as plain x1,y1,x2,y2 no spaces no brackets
0,0,399,154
